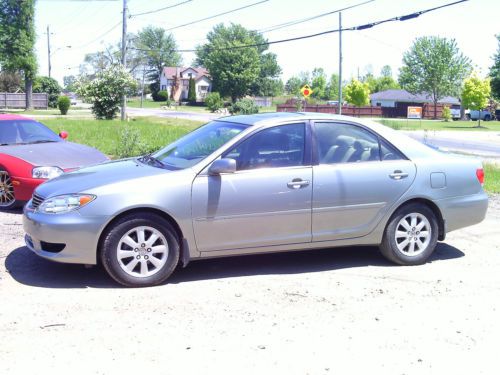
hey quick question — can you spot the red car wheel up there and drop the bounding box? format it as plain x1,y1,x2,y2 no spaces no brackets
0,170,18,209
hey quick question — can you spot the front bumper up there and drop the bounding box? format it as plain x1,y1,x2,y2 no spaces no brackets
23,205,108,265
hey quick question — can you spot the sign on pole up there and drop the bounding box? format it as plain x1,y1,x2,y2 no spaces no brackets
300,85,313,98
407,106,423,119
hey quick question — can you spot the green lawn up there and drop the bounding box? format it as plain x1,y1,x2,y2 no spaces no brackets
484,163,500,194
43,117,202,158
376,118,500,131
127,98,277,113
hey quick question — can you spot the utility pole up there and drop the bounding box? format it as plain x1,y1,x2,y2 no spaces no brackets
338,12,342,115
120,0,127,121
47,25,52,78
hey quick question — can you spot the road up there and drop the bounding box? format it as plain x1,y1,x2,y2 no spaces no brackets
1,196,500,374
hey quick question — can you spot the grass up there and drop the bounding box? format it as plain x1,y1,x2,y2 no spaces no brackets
42,116,202,157
484,163,500,194
376,118,500,131
127,98,277,113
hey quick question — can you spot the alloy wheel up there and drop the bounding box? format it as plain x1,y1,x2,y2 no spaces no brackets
0,171,15,208
394,213,431,257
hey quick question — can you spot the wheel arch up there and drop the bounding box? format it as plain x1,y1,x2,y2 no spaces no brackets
96,207,189,265
388,198,445,241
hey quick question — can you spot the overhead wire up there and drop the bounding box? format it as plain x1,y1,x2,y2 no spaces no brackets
130,0,193,18
129,0,469,53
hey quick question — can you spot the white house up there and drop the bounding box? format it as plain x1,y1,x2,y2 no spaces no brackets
159,67,212,102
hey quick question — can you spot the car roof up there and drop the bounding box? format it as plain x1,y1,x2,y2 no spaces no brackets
0,113,32,121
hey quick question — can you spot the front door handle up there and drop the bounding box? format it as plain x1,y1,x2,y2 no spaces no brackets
287,178,310,189
389,170,409,180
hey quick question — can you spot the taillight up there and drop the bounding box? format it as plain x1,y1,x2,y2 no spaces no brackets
476,168,484,186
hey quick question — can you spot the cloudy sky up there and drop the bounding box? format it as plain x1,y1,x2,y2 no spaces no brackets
34,0,499,84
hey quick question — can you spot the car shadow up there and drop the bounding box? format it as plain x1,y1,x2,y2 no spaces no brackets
4,243,464,289
0,207,23,215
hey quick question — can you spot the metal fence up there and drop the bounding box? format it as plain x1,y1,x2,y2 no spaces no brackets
0,93,48,109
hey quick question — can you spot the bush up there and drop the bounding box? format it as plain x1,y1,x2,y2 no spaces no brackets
76,64,137,120
205,92,224,112
187,77,196,104
229,98,259,115
155,90,169,102
442,106,452,122
33,76,62,108
57,96,71,115
114,126,157,158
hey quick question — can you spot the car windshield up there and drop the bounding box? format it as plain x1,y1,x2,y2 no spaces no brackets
149,121,248,170
0,119,61,145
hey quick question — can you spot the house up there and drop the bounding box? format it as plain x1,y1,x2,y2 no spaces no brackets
159,67,212,102
370,89,460,117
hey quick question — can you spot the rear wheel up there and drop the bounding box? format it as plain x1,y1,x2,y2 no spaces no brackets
380,203,438,265
100,213,180,287
0,170,20,210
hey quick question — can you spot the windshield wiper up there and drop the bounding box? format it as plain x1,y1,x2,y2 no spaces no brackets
24,140,58,144
139,154,167,168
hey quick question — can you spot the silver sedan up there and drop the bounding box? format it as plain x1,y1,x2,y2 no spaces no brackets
23,113,488,287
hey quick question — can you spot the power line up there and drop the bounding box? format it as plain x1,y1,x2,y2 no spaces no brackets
131,0,467,53
72,21,122,49
256,0,375,33
164,0,270,32
130,0,193,18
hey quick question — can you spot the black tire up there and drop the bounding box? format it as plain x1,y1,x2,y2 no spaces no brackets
0,169,21,210
484,115,491,121
100,212,180,287
379,203,438,265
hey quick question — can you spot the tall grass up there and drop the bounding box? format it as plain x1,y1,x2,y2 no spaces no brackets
484,163,500,194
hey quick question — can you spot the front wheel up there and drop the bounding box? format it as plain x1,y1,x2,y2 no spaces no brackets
100,213,180,287
0,170,20,210
379,203,438,265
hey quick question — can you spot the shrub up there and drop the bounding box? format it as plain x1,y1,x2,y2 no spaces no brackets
57,96,71,115
155,90,169,102
229,98,259,115
113,126,157,158
442,106,452,122
76,64,137,120
187,77,196,104
33,76,62,108
205,92,224,112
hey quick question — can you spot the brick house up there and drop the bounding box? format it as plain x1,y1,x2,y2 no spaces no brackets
159,67,212,102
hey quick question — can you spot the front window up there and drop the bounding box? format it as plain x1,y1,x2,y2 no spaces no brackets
150,121,248,170
0,120,61,146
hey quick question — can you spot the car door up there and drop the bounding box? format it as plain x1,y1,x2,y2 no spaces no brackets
191,122,312,252
312,121,416,242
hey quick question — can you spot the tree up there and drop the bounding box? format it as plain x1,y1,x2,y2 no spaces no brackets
462,73,491,127
311,68,327,99
187,77,196,103
82,42,144,78
0,70,22,92
325,73,340,100
33,76,62,108
399,36,471,118
0,0,37,109
380,65,393,78
250,51,282,97
76,64,137,120
490,35,500,100
344,79,370,116
285,75,303,95
134,26,181,97
196,23,280,103
63,75,77,92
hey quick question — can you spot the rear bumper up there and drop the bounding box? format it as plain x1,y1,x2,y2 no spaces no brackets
435,191,489,233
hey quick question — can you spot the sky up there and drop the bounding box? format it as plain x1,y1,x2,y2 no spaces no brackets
34,0,500,86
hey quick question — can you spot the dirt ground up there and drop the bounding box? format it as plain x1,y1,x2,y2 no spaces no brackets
1,196,500,375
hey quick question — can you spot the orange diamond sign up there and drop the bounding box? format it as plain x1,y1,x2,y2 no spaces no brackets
300,84,313,98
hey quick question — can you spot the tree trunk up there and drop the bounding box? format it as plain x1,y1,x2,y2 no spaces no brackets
25,78,33,110
433,100,437,119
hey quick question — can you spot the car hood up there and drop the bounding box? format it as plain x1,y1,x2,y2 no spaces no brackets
0,141,108,169
34,158,174,198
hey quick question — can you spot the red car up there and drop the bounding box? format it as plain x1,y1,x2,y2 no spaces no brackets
0,114,108,209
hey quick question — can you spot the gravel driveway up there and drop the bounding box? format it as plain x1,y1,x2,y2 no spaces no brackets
1,196,500,374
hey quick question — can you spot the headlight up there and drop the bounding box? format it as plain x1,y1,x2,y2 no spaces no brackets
32,166,64,179
38,194,96,214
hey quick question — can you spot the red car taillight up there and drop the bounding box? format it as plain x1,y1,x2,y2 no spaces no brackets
476,168,485,186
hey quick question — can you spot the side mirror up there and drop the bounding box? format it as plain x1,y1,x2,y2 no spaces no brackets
59,131,69,140
208,158,236,175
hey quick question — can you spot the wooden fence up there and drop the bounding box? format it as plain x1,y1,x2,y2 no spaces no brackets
0,93,48,109
277,102,448,119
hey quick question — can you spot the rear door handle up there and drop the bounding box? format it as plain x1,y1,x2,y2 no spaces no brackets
389,170,409,180
287,179,310,189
